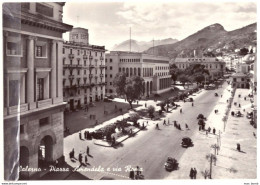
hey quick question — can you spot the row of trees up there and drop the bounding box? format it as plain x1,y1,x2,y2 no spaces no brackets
170,63,210,86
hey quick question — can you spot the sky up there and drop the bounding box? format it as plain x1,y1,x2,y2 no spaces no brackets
63,1,257,51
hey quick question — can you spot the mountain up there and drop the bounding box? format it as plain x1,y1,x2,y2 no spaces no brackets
144,23,257,58
111,38,178,52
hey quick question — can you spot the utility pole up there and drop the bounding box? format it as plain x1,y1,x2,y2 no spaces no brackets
209,154,212,179
130,27,131,52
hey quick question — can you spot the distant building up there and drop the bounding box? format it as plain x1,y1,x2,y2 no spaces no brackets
230,72,251,89
3,2,72,180
105,51,172,96
62,28,106,111
171,57,226,80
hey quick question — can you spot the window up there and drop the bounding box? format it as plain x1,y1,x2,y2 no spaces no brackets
37,78,44,101
20,125,25,134
105,74,107,78
35,41,47,58
78,70,80,75
84,70,86,75
110,66,113,70
105,59,107,63
84,60,86,66
110,59,112,63
109,89,113,93
36,3,53,17
62,48,65,54
78,50,80,55
110,82,112,85
78,59,80,65
233,78,237,82
110,74,113,78
241,78,244,81
39,117,49,127
9,80,19,106
70,49,72,54
95,52,97,56
63,70,65,76
6,34,22,56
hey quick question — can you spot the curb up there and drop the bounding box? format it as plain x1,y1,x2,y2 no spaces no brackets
94,127,144,147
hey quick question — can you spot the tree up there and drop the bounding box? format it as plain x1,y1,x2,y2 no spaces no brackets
129,112,140,124
170,64,181,84
147,105,155,119
178,74,190,86
113,73,144,109
239,47,249,56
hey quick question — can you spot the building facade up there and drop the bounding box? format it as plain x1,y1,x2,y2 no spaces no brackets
62,28,106,111
105,51,172,97
171,57,226,80
3,2,72,180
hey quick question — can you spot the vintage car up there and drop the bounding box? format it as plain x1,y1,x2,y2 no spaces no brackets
164,157,178,171
181,137,193,148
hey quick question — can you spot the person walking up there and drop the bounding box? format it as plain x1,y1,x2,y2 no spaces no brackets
193,168,197,179
84,131,87,139
189,168,194,179
163,119,166,125
180,108,182,114
185,123,189,130
213,128,216,135
192,102,194,107
71,148,75,159
145,103,147,108
79,153,82,165
206,130,208,137
168,118,170,125
86,146,90,155
85,155,88,165
79,132,82,140
208,127,211,133
129,168,135,180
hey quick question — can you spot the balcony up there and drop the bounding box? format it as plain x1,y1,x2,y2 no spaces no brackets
95,75,98,79
63,64,70,68
89,64,95,68
76,64,82,68
37,99,52,108
100,65,106,69
69,75,74,79
68,54,74,59
100,56,104,60
89,55,93,60
90,83,95,87
8,103,28,115
83,55,88,60
68,64,77,68
100,74,104,78
89,74,93,78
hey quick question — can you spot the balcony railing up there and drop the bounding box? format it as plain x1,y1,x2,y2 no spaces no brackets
76,64,82,68
100,56,104,60
83,55,88,60
89,64,95,68
69,54,74,59
100,74,104,78
69,75,74,79
100,65,106,69
68,64,77,68
63,64,70,68
89,55,93,60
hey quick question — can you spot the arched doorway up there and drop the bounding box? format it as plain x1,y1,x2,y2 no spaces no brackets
20,146,29,180
38,135,53,168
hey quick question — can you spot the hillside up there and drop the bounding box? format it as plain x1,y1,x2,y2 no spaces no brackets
111,38,178,52
144,23,257,58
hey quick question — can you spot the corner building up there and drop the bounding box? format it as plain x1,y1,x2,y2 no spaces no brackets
3,3,72,180
62,28,106,111
105,51,172,97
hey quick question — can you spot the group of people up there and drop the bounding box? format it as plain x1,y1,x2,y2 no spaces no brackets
174,121,182,130
189,167,197,179
79,130,91,140
205,127,216,136
129,166,143,180
69,146,91,166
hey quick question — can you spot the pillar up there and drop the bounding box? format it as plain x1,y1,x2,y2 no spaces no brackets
57,41,63,102
27,36,36,108
51,40,57,99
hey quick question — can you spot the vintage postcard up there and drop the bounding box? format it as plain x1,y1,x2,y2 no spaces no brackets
1,0,258,183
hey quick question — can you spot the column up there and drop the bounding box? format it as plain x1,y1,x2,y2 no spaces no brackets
21,75,25,104
51,40,57,100
44,75,49,99
56,41,63,103
27,36,36,109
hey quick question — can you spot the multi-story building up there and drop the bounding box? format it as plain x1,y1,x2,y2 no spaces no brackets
105,51,172,97
171,57,226,80
3,2,72,180
62,28,106,111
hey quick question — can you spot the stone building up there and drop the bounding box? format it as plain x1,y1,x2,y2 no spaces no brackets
105,51,172,97
171,57,226,80
3,2,72,180
62,28,106,111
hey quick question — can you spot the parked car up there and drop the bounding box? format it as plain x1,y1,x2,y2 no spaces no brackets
104,97,112,102
164,157,178,171
181,137,193,148
185,97,193,102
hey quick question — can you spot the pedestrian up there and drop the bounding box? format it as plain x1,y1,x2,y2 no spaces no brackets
174,120,177,127
137,101,139,105
244,97,246,101
189,168,194,179
206,130,208,136
199,126,201,131
193,168,197,179
213,128,216,135
163,119,166,125
237,143,241,152
129,168,135,180
178,124,181,130
192,102,194,107
85,155,88,165
208,127,211,133
221,95,222,98
84,131,87,139
71,148,75,159
168,118,170,125
180,108,182,113
86,146,90,155
145,103,147,108
79,132,82,140
239,104,241,108
185,123,189,130
79,153,82,164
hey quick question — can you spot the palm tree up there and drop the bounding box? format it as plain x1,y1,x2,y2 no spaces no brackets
206,154,217,179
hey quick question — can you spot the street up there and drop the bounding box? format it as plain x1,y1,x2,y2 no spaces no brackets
64,83,228,180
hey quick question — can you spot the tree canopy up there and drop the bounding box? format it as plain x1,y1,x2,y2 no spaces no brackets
113,73,144,109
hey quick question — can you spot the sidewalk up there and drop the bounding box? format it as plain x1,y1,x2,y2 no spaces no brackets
165,86,257,179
